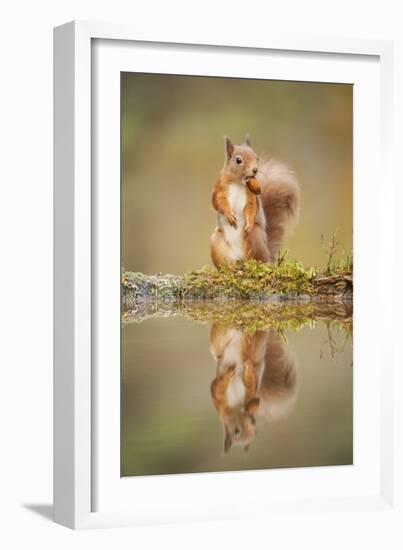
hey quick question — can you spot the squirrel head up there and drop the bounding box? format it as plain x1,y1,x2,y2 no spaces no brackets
222,397,260,454
223,135,259,185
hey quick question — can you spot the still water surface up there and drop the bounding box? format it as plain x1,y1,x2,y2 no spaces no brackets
121,308,352,477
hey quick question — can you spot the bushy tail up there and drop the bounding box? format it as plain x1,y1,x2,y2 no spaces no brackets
257,330,298,421
259,159,300,261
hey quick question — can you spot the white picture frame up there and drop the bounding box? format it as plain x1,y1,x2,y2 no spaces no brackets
54,20,397,529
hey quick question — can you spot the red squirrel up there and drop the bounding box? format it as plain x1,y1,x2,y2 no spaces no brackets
209,324,298,453
210,136,300,267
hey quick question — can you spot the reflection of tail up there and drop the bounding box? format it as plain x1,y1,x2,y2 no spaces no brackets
257,330,298,421
259,160,300,260
209,325,298,452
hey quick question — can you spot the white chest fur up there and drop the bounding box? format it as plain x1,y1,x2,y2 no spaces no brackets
219,182,247,260
228,182,247,216
217,329,244,374
217,329,246,408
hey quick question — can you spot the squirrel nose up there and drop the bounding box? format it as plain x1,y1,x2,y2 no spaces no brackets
252,167,258,175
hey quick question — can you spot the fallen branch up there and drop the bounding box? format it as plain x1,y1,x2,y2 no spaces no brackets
122,260,353,309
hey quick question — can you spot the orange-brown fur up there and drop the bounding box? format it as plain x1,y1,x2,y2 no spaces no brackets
209,324,297,452
210,136,300,266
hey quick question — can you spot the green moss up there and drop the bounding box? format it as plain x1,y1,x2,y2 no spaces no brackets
320,230,353,276
326,253,353,276
182,258,317,299
122,251,353,303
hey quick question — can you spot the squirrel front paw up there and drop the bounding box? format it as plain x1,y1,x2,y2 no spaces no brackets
244,359,254,374
225,364,237,378
227,213,237,229
244,222,254,235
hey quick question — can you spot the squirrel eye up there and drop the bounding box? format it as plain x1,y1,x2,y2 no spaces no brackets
236,156,242,165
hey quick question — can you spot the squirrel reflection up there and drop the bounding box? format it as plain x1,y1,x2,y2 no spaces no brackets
209,325,298,453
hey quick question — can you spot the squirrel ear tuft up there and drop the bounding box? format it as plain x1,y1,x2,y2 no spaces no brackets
224,136,234,160
244,134,252,147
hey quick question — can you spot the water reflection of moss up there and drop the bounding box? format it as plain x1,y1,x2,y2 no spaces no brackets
122,299,352,338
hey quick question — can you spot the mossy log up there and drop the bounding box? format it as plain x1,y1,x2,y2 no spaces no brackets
122,260,353,310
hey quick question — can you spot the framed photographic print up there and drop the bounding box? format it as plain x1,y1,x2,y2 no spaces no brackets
54,21,397,529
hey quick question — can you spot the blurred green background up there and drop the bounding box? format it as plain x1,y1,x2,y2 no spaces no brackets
121,73,353,273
